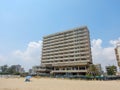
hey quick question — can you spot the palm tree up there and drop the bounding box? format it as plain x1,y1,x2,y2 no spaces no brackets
87,64,100,76
106,65,117,75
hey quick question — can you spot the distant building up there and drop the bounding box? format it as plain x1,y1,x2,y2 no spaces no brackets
11,65,25,73
20,68,25,73
95,64,103,75
115,43,120,67
31,65,51,76
29,69,33,74
38,26,92,76
0,66,1,72
30,66,40,75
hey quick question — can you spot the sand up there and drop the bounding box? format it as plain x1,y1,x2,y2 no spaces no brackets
0,77,120,90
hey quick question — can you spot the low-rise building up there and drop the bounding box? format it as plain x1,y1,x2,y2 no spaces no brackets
95,64,103,75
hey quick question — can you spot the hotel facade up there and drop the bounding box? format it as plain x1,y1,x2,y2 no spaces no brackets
39,26,92,76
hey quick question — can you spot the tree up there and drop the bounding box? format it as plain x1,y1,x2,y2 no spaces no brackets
106,65,117,75
0,65,8,74
7,65,20,75
0,65,21,75
87,64,100,76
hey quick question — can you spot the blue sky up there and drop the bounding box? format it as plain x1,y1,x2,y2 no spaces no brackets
0,0,120,71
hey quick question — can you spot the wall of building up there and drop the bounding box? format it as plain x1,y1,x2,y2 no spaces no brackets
41,26,92,76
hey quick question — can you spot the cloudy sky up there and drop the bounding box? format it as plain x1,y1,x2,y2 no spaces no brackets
0,0,120,71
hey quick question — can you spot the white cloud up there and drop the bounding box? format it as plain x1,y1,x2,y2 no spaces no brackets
91,38,118,71
110,37,120,46
13,41,42,61
0,41,42,71
0,38,120,72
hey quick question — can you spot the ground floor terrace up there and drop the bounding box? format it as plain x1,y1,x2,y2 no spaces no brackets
36,62,90,76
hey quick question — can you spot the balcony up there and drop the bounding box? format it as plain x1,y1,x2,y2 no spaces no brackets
52,62,89,67
51,70,87,73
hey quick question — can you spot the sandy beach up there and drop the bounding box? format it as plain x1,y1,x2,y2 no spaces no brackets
0,77,120,90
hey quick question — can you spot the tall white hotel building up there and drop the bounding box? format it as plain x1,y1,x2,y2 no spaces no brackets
40,26,92,76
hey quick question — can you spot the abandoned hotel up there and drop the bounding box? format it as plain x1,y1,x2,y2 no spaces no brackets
34,26,93,76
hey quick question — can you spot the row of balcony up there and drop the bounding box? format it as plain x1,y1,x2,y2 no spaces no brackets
42,57,90,61
43,35,88,46
42,47,89,54
42,54,90,59
43,44,88,51
44,34,88,44
42,56,90,61
41,60,91,65
42,51,90,56
43,47,88,53
43,38,89,48
44,30,87,41
42,61,89,67
43,43,89,50
42,53,90,58
42,52,90,58
51,70,87,73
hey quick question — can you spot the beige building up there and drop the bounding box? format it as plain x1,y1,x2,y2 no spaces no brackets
94,64,102,75
40,26,92,76
115,43,120,67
